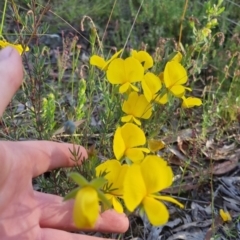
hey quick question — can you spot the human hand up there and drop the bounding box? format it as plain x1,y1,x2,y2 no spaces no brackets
0,47,129,240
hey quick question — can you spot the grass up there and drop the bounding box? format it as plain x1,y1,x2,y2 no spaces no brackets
1,0,240,239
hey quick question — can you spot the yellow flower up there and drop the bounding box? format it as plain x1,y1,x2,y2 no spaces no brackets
95,160,129,213
113,123,150,162
73,186,99,228
123,155,184,226
163,60,190,98
219,209,232,222
66,172,110,229
121,91,152,125
142,72,167,104
131,50,153,71
0,40,29,55
90,49,123,71
181,96,202,108
107,57,144,93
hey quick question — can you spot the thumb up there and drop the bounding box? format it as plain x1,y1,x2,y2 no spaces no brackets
0,46,23,116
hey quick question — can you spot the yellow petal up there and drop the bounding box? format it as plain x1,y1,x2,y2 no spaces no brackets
113,127,126,160
141,155,173,193
121,115,134,123
125,147,149,163
73,186,99,228
148,139,165,152
155,195,184,208
155,93,168,105
219,209,232,222
171,52,182,62
105,49,123,66
90,49,123,71
0,40,29,55
142,72,162,102
170,85,186,97
111,195,124,213
122,92,152,120
95,160,128,195
90,55,107,70
132,50,153,70
107,57,144,85
181,96,202,108
164,61,187,88
143,196,169,226
95,160,121,183
121,123,146,148
123,163,146,211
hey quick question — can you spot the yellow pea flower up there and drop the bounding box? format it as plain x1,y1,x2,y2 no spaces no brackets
0,40,29,55
123,155,184,226
142,72,167,104
163,60,190,98
107,57,144,93
113,123,150,162
90,49,123,71
73,186,99,228
96,160,129,213
131,50,153,71
219,209,232,222
181,96,202,108
121,91,152,125
66,172,110,229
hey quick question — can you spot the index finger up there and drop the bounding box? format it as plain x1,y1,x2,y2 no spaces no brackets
3,141,88,177
0,47,23,116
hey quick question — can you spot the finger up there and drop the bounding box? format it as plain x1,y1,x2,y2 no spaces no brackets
36,191,129,233
41,228,116,240
0,47,23,116
2,141,88,177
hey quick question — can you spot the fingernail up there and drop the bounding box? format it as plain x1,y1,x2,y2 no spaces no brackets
0,47,14,61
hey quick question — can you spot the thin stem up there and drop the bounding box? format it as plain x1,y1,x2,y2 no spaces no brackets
178,0,189,50
0,0,8,37
121,0,144,57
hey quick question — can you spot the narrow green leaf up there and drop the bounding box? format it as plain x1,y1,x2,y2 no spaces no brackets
97,190,111,209
63,187,80,201
90,177,107,189
68,172,88,187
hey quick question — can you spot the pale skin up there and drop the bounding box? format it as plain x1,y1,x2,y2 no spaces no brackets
0,47,129,240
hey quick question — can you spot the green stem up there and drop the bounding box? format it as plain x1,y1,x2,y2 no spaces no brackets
0,0,8,37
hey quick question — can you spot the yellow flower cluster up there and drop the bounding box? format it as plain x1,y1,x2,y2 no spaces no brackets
68,48,203,228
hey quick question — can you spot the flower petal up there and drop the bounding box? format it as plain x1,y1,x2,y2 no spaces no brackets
0,40,29,55
107,57,144,86
171,52,182,62
73,186,99,228
141,155,173,193
132,50,154,70
125,148,147,163
142,72,162,102
170,85,186,97
121,115,134,123
181,96,202,108
164,61,187,88
143,196,169,226
113,127,126,160
111,195,124,213
121,123,146,148
123,163,146,212
122,92,152,120
90,55,107,70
